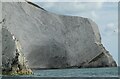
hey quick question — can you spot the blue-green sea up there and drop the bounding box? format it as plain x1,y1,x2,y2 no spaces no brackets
1,67,119,79
32,67,118,77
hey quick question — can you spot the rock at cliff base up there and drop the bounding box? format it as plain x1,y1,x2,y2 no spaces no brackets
2,27,32,75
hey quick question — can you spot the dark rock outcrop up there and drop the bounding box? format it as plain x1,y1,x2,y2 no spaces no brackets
2,27,32,75
1,1,117,69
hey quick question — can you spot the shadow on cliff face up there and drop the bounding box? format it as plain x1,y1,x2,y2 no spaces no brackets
27,39,69,69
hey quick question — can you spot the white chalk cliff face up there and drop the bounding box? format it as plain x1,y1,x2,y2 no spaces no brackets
1,1,117,69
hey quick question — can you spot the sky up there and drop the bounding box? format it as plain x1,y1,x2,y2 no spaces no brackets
30,0,118,65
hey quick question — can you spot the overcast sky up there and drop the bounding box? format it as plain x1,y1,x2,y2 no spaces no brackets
31,0,118,64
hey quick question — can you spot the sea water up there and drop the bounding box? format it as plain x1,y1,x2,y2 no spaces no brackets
32,67,118,77
1,67,119,78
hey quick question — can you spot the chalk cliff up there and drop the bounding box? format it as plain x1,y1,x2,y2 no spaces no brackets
1,1,117,69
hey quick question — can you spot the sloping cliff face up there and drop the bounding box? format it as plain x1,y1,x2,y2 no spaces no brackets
2,2,117,69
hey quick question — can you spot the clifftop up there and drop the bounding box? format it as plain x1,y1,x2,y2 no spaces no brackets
26,1,46,11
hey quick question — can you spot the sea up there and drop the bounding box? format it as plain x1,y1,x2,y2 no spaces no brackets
0,67,119,79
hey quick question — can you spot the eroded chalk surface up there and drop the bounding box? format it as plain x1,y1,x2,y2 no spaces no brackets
2,1,117,70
